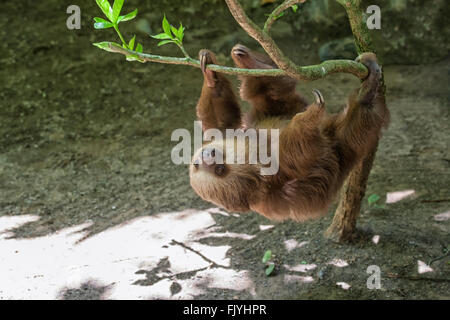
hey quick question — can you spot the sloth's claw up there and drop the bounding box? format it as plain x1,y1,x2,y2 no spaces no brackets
199,49,217,88
200,52,207,74
312,89,324,107
231,44,249,58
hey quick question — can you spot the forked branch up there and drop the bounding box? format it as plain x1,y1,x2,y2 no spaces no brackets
264,0,306,34
94,0,369,80
225,0,300,78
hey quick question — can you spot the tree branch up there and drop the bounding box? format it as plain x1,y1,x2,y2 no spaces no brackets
224,0,368,80
325,0,387,243
93,0,369,80
264,0,306,34
102,42,368,79
224,0,301,78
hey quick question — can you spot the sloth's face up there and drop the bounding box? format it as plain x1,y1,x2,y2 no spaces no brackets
189,139,261,212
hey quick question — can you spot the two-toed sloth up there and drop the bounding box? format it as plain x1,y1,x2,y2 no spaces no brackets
189,44,389,221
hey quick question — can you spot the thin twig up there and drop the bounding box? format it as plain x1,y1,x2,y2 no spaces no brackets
428,252,450,266
420,199,450,203
264,0,306,34
105,42,368,79
170,239,230,269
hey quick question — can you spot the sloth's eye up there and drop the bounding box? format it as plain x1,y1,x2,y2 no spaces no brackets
215,164,225,176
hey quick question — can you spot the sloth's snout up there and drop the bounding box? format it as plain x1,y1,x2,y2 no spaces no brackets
202,147,216,166
192,147,226,177
193,147,224,171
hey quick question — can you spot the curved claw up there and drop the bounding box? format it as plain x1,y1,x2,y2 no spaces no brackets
312,89,324,107
231,44,275,69
200,52,207,74
199,49,217,88
231,44,250,58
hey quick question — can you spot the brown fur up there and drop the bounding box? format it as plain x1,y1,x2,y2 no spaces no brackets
231,44,308,125
196,50,242,132
190,46,389,222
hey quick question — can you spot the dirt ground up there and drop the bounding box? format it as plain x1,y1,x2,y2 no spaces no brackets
0,1,449,299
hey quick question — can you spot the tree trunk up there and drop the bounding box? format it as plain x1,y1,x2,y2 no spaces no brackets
325,147,378,242
325,0,385,242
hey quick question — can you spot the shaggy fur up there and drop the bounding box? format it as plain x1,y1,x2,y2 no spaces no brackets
190,45,389,221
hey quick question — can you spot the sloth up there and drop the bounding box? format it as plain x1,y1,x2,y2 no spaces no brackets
189,44,389,221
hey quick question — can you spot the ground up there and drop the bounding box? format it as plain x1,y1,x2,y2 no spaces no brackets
0,1,449,300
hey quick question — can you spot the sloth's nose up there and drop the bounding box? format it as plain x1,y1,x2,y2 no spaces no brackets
193,159,200,169
202,147,216,166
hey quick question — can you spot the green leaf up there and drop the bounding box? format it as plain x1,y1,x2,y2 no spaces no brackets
171,26,179,39
292,4,299,13
94,21,114,29
129,35,136,50
265,263,275,276
118,9,138,23
112,0,124,23
94,17,109,23
262,250,272,264
157,40,175,47
151,33,172,40
93,41,120,52
368,194,380,206
136,43,143,53
177,23,185,42
95,0,113,21
162,15,172,37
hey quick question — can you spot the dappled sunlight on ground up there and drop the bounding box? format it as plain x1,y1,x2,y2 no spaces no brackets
259,225,275,231
417,260,434,274
336,282,351,290
0,209,256,299
284,275,314,285
284,239,310,252
372,235,380,244
284,263,317,273
0,215,40,235
327,259,349,268
386,189,415,204
434,210,450,221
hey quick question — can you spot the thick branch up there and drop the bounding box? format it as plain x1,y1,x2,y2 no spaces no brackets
264,0,306,34
325,0,386,243
336,0,373,54
102,42,368,79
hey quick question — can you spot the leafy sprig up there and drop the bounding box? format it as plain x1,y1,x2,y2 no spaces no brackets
93,0,143,61
151,15,189,58
93,1,189,61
